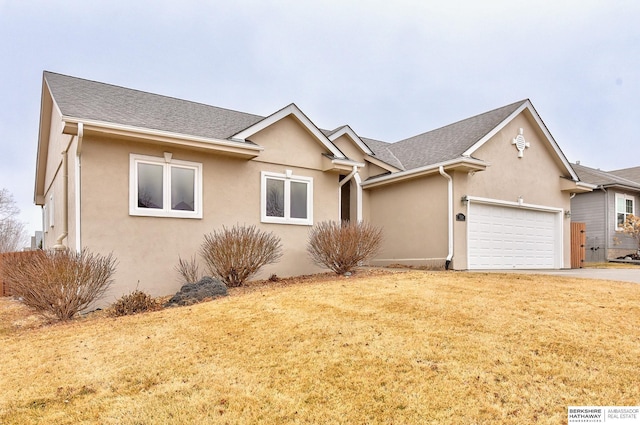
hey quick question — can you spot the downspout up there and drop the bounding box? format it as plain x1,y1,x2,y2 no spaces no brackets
601,186,608,261
53,123,83,250
75,123,83,251
439,166,453,269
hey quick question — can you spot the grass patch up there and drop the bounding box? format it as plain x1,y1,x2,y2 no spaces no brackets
1,270,639,424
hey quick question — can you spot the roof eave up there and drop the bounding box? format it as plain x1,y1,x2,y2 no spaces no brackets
362,158,488,189
62,118,264,159
34,77,54,205
322,156,366,172
560,179,597,193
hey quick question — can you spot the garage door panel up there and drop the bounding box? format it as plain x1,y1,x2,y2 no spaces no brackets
468,203,560,269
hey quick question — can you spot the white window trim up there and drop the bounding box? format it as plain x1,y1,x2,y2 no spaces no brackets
261,170,313,225
129,153,203,219
615,193,635,230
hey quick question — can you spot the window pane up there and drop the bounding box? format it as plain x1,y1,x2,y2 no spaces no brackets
626,199,633,214
617,197,625,213
290,181,307,219
138,163,163,209
171,166,195,211
266,178,285,217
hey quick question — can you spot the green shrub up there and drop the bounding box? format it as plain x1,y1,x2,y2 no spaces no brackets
110,290,159,317
1,248,116,321
200,224,282,287
307,221,382,275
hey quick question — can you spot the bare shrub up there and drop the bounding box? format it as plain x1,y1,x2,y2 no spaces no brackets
175,255,200,284
1,249,117,321
200,224,282,287
307,221,382,275
110,290,159,317
0,188,27,252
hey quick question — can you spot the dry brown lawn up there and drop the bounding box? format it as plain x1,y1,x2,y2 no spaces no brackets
1,270,639,424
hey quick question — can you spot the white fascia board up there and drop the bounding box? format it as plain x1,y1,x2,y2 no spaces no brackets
61,117,264,153
462,100,579,182
576,181,598,190
327,126,374,155
465,195,563,213
362,157,487,188
230,104,345,158
331,158,365,168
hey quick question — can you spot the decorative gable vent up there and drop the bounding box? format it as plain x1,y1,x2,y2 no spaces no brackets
512,128,530,158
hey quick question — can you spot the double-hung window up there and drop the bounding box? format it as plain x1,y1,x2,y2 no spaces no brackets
261,170,313,225
616,193,635,230
130,153,202,218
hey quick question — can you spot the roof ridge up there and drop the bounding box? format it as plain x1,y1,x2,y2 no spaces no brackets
43,70,265,120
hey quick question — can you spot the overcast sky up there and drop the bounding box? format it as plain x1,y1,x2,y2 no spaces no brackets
1,0,639,237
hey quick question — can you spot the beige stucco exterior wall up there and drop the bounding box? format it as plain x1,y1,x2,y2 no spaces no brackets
367,174,449,267
77,116,362,303
41,106,80,251
450,111,572,269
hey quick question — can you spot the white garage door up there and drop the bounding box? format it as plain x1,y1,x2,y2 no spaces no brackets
467,202,560,269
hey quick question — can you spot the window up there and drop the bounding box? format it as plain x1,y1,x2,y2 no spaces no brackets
261,170,313,225
130,153,202,218
616,193,635,229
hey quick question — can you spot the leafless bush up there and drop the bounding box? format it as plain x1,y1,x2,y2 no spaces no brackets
0,188,27,252
1,249,117,321
110,290,159,317
307,221,382,275
200,224,282,287
175,255,201,284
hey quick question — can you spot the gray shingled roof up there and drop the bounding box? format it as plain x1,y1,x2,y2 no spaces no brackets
572,163,640,189
360,137,405,170
609,166,640,184
384,100,527,169
44,71,532,173
44,71,264,141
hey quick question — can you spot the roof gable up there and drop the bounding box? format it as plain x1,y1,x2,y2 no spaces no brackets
326,125,373,155
386,100,526,169
231,103,345,158
380,99,578,182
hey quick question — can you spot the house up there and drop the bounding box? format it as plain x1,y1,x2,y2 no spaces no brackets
570,163,640,262
35,71,592,302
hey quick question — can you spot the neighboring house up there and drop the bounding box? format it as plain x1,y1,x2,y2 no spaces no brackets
35,71,592,302
571,163,640,262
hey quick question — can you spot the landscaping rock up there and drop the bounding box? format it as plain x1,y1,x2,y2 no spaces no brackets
164,276,228,307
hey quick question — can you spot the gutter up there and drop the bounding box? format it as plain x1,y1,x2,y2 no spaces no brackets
439,166,454,269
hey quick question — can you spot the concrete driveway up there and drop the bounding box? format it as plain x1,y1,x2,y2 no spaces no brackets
482,268,640,284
